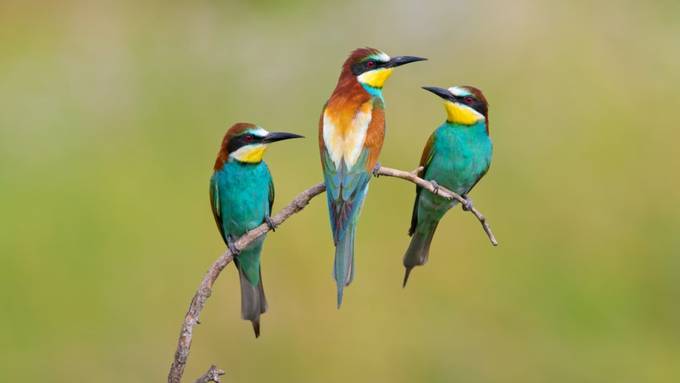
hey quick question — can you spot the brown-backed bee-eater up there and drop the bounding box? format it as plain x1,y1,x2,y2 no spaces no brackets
403,86,493,287
319,47,426,307
210,122,303,337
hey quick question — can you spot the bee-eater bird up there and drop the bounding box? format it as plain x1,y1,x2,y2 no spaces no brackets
319,47,426,307
403,86,492,287
210,122,303,337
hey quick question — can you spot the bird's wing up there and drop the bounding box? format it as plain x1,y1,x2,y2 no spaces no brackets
409,133,435,236
362,100,385,171
209,174,227,243
268,176,275,215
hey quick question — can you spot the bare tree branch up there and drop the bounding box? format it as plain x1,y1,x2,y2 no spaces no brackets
194,365,225,383
375,166,498,246
168,166,497,382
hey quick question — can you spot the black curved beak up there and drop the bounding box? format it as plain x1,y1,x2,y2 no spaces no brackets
262,132,304,143
386,55,427,68
422,86,454,101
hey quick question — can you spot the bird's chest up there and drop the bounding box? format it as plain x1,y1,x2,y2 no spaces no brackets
216,162,271,235
426,125,492,195
323,101,376,168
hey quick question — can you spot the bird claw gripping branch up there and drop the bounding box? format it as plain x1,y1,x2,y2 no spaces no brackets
462,195,473,211
226,235,240,256
264,216,277,232
372,162,382,178
429,180,440,195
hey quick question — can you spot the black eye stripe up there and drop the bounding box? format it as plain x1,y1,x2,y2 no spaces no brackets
350,59,386,75
452,95,487,116
227,134,260,153
454,95,474,103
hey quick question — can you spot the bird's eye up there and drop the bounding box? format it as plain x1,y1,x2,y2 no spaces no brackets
464,96,475,105
243,134,254,142
366,61,376,69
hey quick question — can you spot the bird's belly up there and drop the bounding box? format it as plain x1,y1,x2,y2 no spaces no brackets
419,158,483,218
428,154,485,196
223,196,267,235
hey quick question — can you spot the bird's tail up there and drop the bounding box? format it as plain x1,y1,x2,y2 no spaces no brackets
402,222,439,287
236,265,267,338
334,226,356,308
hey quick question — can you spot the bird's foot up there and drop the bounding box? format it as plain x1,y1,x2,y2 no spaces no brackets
227,235,240,255
264,216,277,232
429,180,440,195
372,162,382,177
462,195,474,211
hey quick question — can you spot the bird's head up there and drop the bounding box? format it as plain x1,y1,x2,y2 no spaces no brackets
423,85,489,126
342,47,426,94
214,122,303,169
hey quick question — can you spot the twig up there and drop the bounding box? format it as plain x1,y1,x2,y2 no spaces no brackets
375,166,498,246
168,166,497,382
194,365,225,383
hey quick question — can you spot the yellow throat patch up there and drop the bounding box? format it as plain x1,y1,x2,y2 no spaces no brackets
444,101,484,125
232,144,267,163
357,68,394,89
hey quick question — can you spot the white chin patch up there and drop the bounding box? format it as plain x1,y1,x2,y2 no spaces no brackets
449,86,472,97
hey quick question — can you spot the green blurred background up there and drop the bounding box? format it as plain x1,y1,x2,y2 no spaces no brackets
1,0,679,382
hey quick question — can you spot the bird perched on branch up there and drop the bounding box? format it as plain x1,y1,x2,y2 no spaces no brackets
319,47,426,307
210,122,303,337
403,86,493,287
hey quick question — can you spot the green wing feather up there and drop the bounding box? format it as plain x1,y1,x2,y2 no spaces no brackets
268,177,275,215
209,175,227,243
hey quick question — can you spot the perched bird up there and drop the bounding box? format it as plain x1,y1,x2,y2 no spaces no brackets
319,47,426,306
210,122,303,337
403,86,492,287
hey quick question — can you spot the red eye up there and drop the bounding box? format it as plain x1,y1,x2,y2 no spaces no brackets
464,96,474,105
243,135,254,142
366,61,376,69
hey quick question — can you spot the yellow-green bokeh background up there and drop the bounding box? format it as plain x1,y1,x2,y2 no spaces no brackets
1,1,679,382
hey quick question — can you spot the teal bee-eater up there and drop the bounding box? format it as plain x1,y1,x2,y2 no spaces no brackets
319,47,426,306
403,86,493,287
210,122,303,337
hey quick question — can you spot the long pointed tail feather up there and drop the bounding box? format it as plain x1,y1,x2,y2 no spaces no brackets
402,267,414,288
402,222,438,287
334,227,355,308
237,266,267,338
